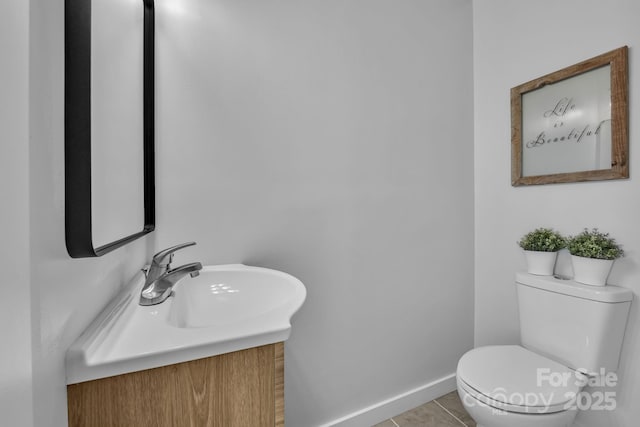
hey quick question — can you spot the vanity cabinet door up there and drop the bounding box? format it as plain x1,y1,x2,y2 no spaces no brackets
67,343,284,427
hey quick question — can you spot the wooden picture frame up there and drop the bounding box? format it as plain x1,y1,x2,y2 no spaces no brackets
511,46,628,186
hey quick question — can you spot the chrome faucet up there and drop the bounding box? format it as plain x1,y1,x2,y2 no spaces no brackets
139,242,203,306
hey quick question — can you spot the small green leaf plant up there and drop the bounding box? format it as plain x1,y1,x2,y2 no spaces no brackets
518,228,566,252
567,228,624,260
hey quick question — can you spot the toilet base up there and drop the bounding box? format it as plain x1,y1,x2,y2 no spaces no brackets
457,380,578,427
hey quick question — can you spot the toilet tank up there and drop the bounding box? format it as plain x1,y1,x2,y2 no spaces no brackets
516,273,632,375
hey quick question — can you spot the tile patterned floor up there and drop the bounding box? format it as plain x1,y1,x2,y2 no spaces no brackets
372,391,476,427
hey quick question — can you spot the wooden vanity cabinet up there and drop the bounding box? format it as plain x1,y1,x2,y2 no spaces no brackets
67,342,285,427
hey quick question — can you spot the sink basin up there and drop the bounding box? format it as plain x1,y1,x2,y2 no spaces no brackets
168,266,305,328
66,264,306,385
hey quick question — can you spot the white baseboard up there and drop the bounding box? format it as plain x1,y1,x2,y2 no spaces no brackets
318,373,457,427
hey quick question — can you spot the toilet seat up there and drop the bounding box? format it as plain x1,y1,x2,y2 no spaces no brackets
457,345,582,414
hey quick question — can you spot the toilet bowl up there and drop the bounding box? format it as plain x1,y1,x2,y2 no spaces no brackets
457,273,633,427
457,345,579,427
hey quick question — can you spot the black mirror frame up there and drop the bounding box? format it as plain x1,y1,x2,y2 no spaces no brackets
65,0,155,258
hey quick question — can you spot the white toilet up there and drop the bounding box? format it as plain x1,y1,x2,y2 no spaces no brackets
457,273,632,427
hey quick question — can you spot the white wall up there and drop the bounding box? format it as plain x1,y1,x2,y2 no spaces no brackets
473,1,640,426
0,0,153,425
0,1,34,425
155,0,474,425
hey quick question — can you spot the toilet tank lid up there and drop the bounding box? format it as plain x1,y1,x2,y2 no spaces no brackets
516,272,633,303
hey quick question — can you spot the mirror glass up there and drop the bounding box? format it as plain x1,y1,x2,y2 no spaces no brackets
91,0,145,247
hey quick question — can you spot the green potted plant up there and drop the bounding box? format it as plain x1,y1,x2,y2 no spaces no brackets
518,228,566,275
567,228,624,286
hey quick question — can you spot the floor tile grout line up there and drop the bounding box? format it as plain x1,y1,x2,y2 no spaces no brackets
433,399,468,427
389,417,400,427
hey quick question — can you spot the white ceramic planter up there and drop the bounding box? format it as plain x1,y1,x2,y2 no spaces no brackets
524,250,558,276
571,255,614,287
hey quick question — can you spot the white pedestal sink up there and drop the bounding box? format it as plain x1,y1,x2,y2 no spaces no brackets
66,264,306,385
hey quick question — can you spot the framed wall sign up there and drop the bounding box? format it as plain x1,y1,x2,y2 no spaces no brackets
511,46,628,186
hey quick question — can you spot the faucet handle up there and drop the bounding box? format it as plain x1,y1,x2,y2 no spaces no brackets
152,242,196,266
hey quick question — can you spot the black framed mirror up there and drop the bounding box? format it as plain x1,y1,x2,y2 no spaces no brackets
65,0,155,258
